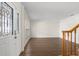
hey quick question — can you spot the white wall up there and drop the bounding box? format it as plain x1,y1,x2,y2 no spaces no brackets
31,13,79,42
21,5,31,51
60,14,79,43
31,20,60,38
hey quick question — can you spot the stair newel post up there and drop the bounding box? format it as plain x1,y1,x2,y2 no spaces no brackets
74,29,76,55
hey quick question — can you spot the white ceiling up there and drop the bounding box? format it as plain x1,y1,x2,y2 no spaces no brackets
22,2,79,21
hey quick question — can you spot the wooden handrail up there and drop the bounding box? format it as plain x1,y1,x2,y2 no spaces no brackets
63,24,79,32
69,24,79,32
62,24,79,56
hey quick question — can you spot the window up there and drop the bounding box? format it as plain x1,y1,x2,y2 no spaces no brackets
17,13,19,33
0,2,13,36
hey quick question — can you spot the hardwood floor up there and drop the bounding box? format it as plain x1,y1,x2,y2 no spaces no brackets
21,38,62,56
20,38,79,56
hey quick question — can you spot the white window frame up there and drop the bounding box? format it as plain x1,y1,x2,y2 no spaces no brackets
0,2,13,36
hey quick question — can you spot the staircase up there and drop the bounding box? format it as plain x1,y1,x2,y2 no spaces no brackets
62,24,79,56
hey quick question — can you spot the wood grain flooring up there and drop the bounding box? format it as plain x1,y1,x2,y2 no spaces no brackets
21,38,62,56
20,38,79,56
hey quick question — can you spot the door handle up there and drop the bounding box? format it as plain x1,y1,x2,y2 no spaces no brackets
14,36,17,39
